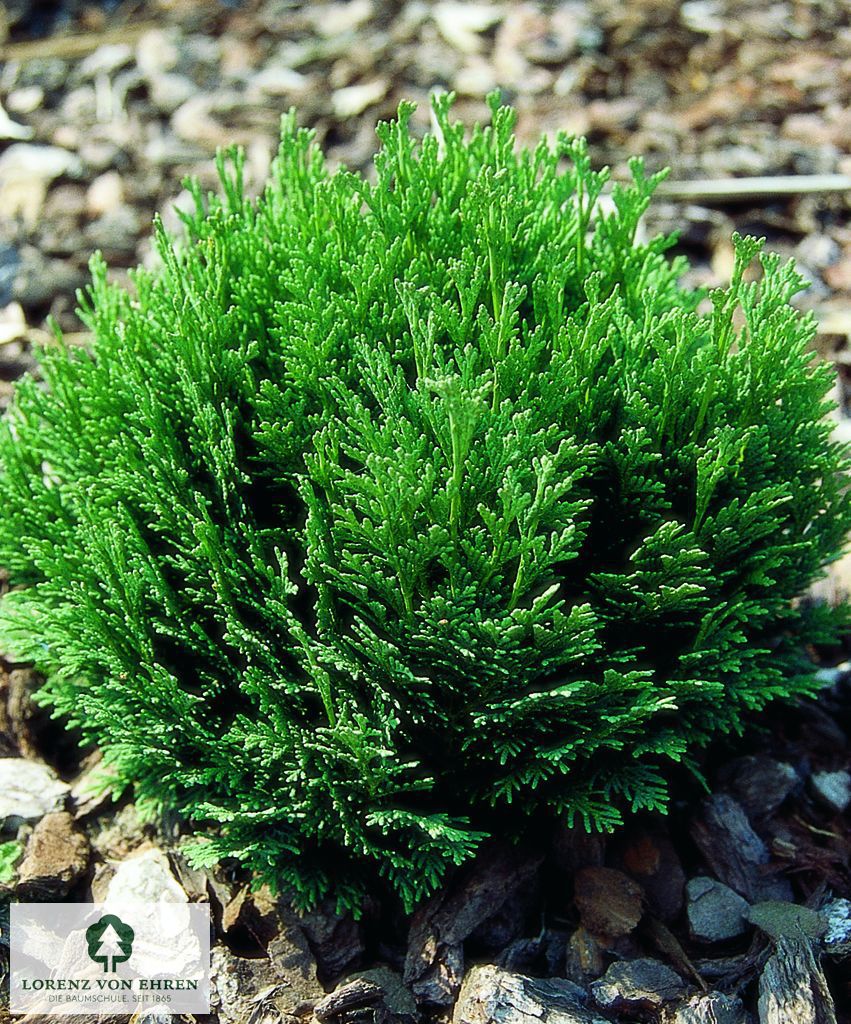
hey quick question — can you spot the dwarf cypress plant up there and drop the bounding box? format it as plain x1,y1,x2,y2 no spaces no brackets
0,94,848,910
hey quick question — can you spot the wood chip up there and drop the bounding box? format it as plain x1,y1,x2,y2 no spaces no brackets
656,174,851,203
455,965,607,1024
573,866,644,940
0,23,159,62
690,795,792,903
757,936,837,1024
313,979,382,1021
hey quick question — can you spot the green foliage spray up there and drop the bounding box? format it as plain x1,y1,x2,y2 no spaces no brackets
0,94,848,909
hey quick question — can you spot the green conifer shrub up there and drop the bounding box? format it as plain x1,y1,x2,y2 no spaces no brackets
0,94,848,910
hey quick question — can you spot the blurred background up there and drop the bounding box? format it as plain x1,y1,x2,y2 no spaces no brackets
0,0,849,403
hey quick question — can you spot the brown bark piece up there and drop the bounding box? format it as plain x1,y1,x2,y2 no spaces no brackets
17,810,89,897
757,936,837,1024
574,866,644,940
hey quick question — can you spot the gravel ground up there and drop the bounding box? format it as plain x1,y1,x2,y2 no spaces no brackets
0,2,850,1023
0,0,849,368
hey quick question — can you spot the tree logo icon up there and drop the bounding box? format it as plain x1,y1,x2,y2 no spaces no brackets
85,914,135,972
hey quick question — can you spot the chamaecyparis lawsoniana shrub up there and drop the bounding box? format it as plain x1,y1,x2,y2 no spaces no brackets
0,94,849,910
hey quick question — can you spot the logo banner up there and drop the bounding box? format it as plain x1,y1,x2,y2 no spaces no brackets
10,902,210,1015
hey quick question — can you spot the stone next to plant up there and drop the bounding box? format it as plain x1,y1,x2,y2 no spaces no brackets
0,92,848,933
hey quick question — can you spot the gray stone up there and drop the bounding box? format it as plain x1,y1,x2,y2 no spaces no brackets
12,245,84,308
15,57,69,93
0,143,81,185
809,771,851,814
144,134,206,167
163,849,209,902
78,138,122,173
796,234,841,271
85,207,141,258
671,992,748,1024
59,86,96,124
104,846,186,904
136,27,181,79
686,876,750,942
0,758,69,829
41,183,86,227
454,965,607,1024
86,171,124,217
249,65,309,97
0,242,19,307
591,958,685,1014
149,73,197,115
